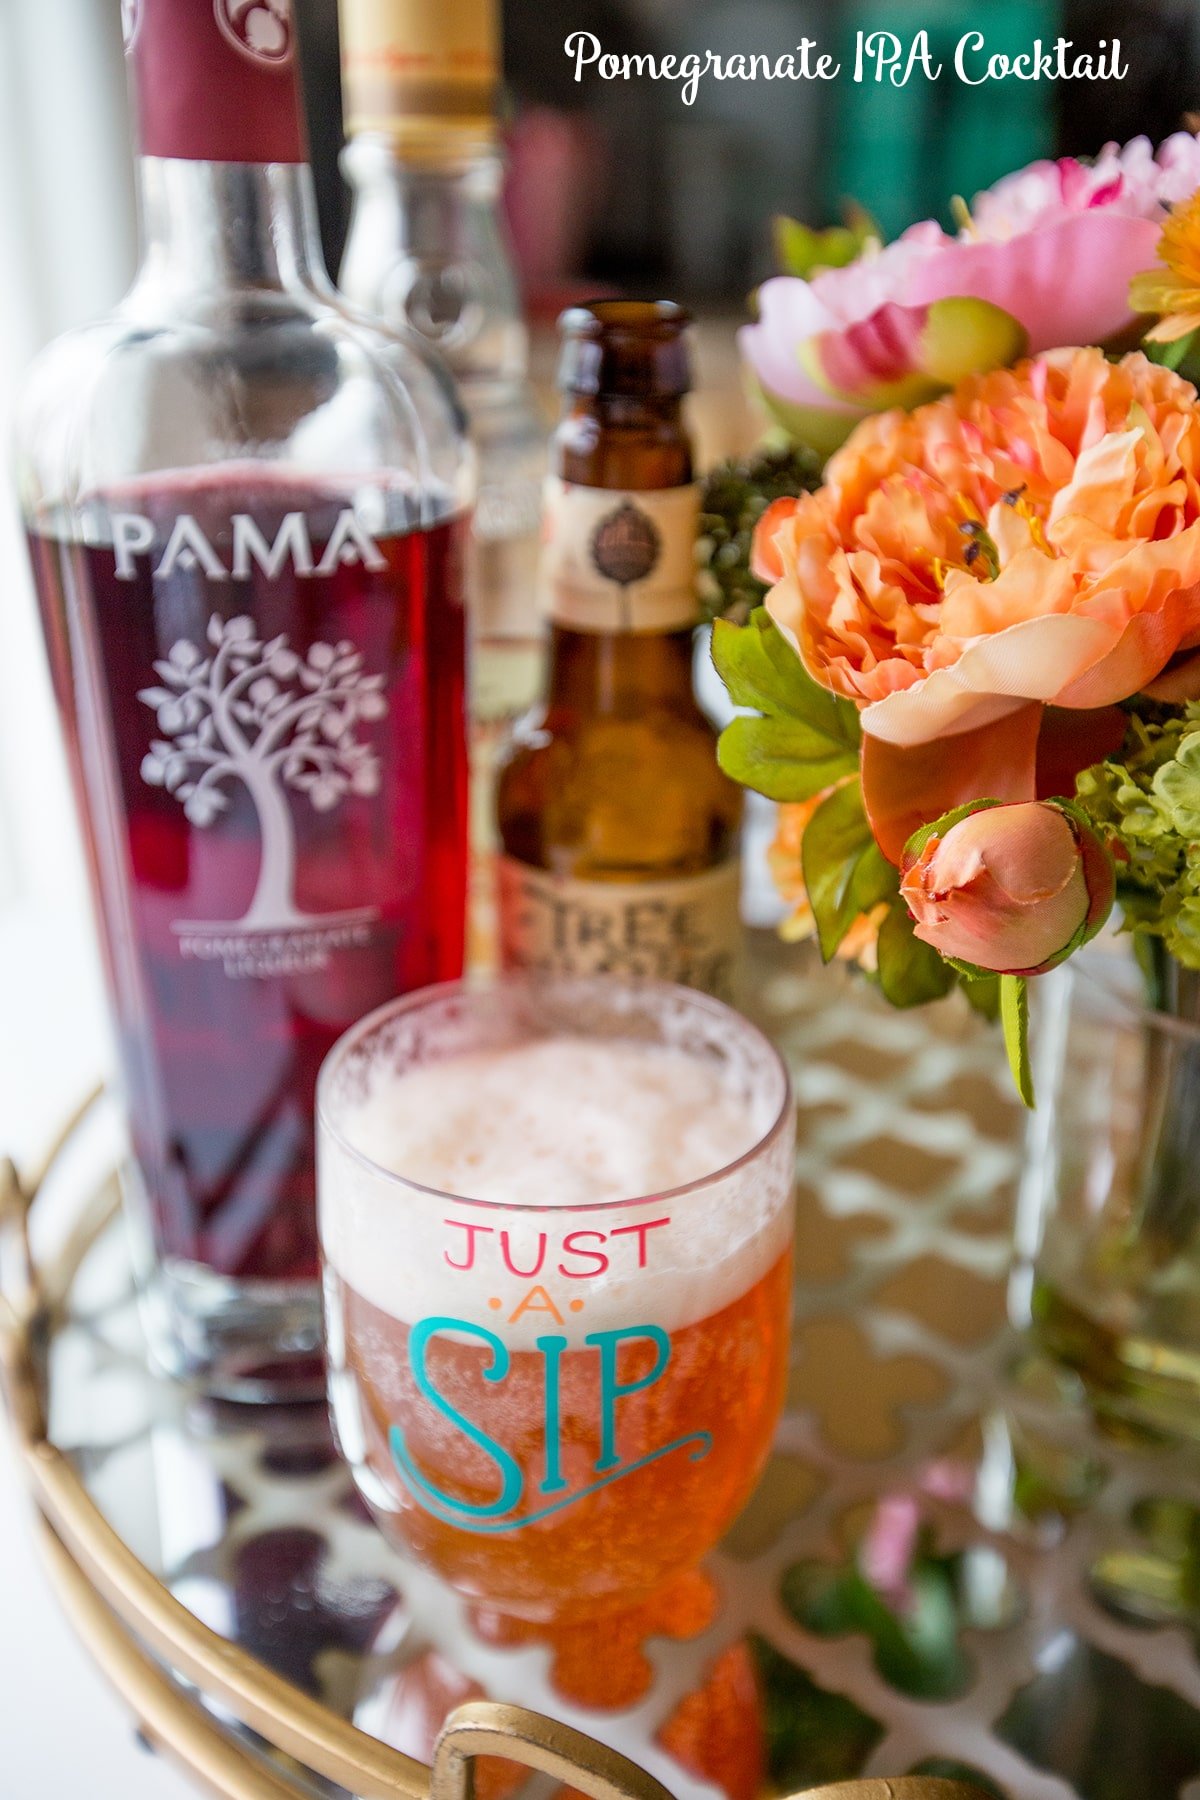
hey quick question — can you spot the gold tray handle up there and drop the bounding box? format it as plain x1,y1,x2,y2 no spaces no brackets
434,1701,677,1800
0,1152,35,1316
0,1153,45,1447
432,1702,991,1800
785,1784,992,1799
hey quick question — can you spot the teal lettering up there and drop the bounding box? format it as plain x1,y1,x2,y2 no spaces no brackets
538,1334,570,1494
587,1325,671,1472
390,1317,523,1520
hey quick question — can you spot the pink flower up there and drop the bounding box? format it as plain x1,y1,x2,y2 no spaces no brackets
900,802,1113,977
859,1495,921,1613
973,135,1200,237
741,133,1200,453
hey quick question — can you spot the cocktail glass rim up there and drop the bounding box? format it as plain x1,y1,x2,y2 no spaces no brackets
315,973,794,1217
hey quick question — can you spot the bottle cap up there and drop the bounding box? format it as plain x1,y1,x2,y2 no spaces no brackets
557,301,693,400
338,0,499,157
124,0,306,165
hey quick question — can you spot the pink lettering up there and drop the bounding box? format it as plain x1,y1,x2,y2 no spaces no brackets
500,1231,548,1278
610,1216,671,1268
443,1219,493,1271
558,1230,610,1278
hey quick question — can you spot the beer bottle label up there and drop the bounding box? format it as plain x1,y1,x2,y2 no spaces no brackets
497,857,742,1000
540,478,701,634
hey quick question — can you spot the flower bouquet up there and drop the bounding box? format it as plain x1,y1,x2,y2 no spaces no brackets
710,132,1200,1433
713,134,1200,1107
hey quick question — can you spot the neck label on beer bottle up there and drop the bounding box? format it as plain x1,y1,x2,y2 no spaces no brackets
497,857,742,1001
540,477,701,634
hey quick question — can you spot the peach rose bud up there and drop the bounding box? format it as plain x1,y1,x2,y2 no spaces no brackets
900,801,1113,976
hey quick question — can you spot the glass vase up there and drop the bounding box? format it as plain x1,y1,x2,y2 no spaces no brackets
1018,945,1200,1441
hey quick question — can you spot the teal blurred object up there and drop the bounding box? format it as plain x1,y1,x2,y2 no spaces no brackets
828,0,1061,238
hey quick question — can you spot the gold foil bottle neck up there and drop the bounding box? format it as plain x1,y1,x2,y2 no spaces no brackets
338,0,500,157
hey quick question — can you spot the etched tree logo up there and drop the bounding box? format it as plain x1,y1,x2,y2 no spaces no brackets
139,616,387,932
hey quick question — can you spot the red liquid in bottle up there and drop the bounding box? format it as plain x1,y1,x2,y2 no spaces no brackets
29,473,467,1284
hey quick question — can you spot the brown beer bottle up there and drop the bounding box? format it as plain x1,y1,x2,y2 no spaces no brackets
495,301,744,998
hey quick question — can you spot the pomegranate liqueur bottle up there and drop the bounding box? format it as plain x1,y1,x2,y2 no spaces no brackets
16,0,471,1397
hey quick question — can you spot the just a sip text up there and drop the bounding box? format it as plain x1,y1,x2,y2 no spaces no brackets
565,33,1127,105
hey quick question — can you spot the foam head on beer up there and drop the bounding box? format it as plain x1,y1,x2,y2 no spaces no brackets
340,1035,760,1202
318,978,795,1621
321,1028,790,1347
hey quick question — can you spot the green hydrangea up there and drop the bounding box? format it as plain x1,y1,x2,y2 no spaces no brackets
696,445,822,625
1155,731,1200,837
1074,703,1200,970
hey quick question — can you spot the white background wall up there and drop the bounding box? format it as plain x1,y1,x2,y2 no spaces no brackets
0,0,131,918
0,7,189,1796
0,0,131,1161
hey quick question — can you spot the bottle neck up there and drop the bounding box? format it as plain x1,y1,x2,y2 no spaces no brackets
341,134,528,394
547,625,697,716
130,158,328,302
555,396,693,488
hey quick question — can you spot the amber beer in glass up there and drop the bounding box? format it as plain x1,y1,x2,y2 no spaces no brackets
318,977,793,1621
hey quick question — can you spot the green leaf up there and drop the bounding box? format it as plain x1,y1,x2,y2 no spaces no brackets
962,975,1001,1021
713,610,861,803
1000,975,1034,1108
875,895,956,1008
772,209,879,280
717,715,860,802
713,611,860,738
802,779,898,961
1146,327,1200,374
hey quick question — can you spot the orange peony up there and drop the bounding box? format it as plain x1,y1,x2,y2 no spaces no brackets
754,348,1200,858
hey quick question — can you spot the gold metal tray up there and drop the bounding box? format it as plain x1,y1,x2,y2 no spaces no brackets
5,938,1200,1799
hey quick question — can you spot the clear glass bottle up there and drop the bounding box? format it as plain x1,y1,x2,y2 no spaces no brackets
338,0,545,965
15,0,471,1398
496,302,744,1001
